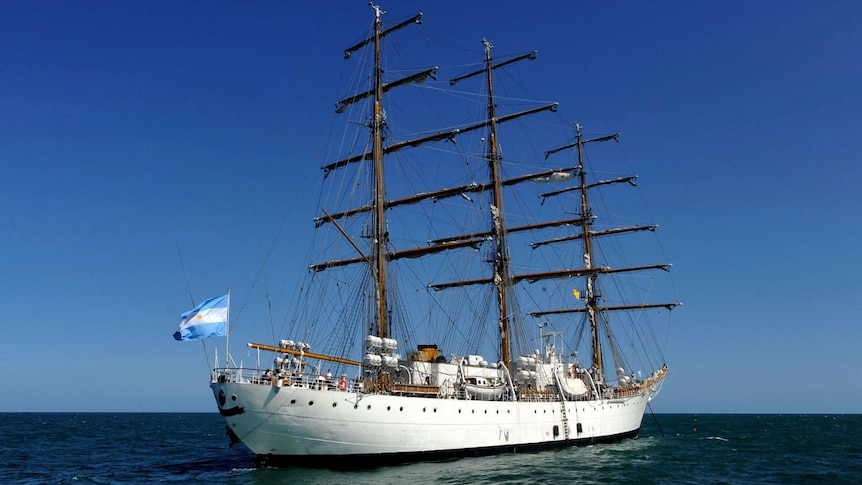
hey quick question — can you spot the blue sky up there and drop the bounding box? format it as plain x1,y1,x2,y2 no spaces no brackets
2,0,860,413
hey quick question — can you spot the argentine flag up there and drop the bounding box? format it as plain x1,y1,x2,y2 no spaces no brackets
173,294,229,341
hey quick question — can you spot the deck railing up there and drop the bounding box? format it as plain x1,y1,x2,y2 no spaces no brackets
211,367,637,402
212,367,363,393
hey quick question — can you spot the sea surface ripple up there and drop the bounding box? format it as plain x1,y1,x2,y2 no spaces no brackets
1,413,860,484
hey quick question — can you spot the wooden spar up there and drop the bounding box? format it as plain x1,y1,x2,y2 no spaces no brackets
428,263,670,291
539,176,638,200
424,266,574,290
544,133,619,159
389,238,485,260
449,50,537,85
247,342,362,367
314,213,598,273
309,256,364,272
518,264,671,283
502,165,580,186
322,209,370,265
431,216,594,246
321,103,558,173
530,224,658,249
428,275,495,291
506,216,595,234
311,213,597,273
384,102,558,156
310,237,486,272
529,302,681,317
343,13,422,59
315,162,578,227
335,67,437,113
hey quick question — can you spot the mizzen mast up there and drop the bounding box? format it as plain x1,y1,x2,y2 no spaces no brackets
538,124,680,382
574,123,605,379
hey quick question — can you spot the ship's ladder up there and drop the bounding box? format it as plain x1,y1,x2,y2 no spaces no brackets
559,400,571,439
554,371,571,439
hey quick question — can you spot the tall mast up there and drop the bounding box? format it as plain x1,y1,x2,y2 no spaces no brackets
371,4,389,340
483,39,512,369
331,18,553,360
574,123,603,380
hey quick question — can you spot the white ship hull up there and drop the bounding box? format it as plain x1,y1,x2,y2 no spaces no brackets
212,378,658,467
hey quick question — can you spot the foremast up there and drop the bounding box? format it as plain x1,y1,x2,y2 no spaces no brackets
336,4,425,342
370,4,389,341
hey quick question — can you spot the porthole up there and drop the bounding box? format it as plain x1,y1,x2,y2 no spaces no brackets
290,399,296,404
423,407,426,412
399,407,403,411
332,402,337,408
458,409,462,414
433,408,437,413
367,405,371,410
354,404,358,409
387,406,391,411
231,395,237,401
309,401,314,406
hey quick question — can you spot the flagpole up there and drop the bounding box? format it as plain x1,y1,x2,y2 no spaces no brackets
225,288,231,369
175,240,213,372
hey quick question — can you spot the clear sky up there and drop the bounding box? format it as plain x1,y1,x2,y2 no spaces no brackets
2,0,860,413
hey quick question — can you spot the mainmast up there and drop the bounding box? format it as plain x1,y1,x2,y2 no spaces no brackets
370,4,389,340
482,39,513,371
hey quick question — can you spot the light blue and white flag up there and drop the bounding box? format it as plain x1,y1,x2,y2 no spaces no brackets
173,294,229,341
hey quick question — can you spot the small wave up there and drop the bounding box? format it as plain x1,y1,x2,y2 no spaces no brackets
159,454,254,473
706,436,729,441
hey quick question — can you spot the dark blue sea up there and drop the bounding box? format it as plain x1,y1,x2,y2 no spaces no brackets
1,413,860,484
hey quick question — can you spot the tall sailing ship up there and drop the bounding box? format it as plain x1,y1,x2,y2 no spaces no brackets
211,5,679,467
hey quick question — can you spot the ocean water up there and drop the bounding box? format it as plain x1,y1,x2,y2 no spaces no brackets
1,413,860,484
